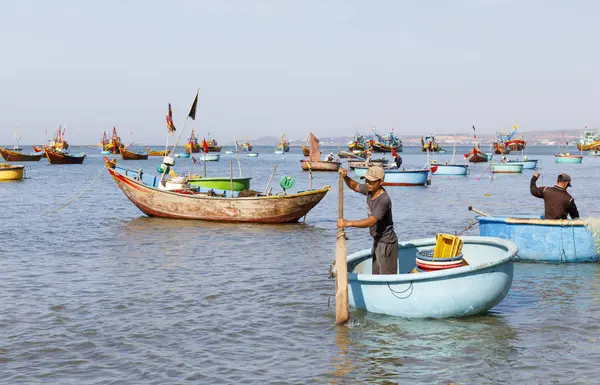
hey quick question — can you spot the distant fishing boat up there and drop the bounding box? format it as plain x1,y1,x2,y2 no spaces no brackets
576,129,600,151
47,125,69,153
246,153,259,158
368,129,402,153
205,136,222,152
420,135,442,152
194,154,219,161
105,158,330,223
477,215,600,262
275,133,290,153
465,146,488,163
145,147,170,156
0,163,25,180
354,167,429,186
507,158,538,169
120,147,149,160
103,127,124,154
0,147,43,162
344,236,516,318
45,147,86,164
429,141,468,175
175,152,191,159
348,133,366,152
183,129,201,153
239,141,252,152
505,125,526,151
300,132,341,172
301,145,310,156
555,154,583,163
347,158,389,169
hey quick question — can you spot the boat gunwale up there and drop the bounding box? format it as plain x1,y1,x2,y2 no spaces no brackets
353,167,429,174
347,236,517,283
477,215,589,227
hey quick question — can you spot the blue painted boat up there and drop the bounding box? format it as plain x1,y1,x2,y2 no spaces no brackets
346,236,517,318
175,153,191,158
101,150,112,155
353,167,429,186
555,154,583,163
508,158,538,169
477,215,600,262
430,164,468,176
490,163,523,173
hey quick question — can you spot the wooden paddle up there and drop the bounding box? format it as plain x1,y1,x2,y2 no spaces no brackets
335,174,349,325
468,205,489,217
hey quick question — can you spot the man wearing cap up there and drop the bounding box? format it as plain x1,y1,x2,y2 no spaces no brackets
530,172,579,220
337,166,398,274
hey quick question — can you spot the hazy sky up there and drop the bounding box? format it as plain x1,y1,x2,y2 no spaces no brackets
2,0,599,144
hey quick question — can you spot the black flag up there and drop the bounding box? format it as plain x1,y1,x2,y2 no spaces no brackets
188,90,199,120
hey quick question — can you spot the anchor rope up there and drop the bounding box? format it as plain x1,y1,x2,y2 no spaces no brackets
43,165,105,214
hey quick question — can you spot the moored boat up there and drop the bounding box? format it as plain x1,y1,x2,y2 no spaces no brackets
465,146,488,163
120,147,149,160
104,127,124,154
477,215,600,262
300,159,341,171
187,176,252,191
421,135,442,152
193,154,219,161
555,153,583,163
275,134,290,153
105,158,330,222
0,147,43,162
0,163,25,180
493,141,510,155
490,162,523,174
184,129,201,153
301,145,310,156
508,158,538,169
576,130,600,151
239,141,252,151
45,148,86,164
175,152,191,158
247,153,259,158
353,167,429,186
145,147,170,156
345,236,516,318
348,133,366,152
430,163,468,176
347,159,389,169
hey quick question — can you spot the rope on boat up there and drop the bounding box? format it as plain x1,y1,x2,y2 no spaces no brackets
387,281,413,299
43,166,105,214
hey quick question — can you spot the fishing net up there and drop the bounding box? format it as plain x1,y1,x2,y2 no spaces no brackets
583,217,600,255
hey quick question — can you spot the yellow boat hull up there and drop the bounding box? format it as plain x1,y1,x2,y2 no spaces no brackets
0,165,24,180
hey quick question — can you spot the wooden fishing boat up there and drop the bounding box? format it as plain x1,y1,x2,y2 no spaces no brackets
0,163,25,180
187,176,252,191
104,127,124,154
344,236,516,318
105,158,330,222
302,132,341,172
555,153,583,163
300,159,341,172
465,146,488,163
353,167,429,186
275,134,290,153
184,129,201,153
33,145,48,159
145,147,170,156
490,162,523,174
240,141,252,151
302,145,310,156
493,141,510,154
477,215,600,262
421,135,442,152
506,138,526,151
348,133,366,152
347,159,389,170
120,147,149,160
576,130,600,151
206,138,222,153
45,148,86,164
368,131,403,153
0,147,43,162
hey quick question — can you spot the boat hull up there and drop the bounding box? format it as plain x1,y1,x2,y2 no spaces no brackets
300,160,341,172
0,164,24,180
430,164,468,176
346,236,516,318
491,163,523,173
45,149,86,164
370,142,403,153
187,177,252,191
247,153,259,158
508,159,538,169
106,160,330,222
577,141,600,151
195,154,220,161
301,146,310,156
506,140,526,151
555,155,583,163
354,168,429,186
145,147,170,156
120,148,149,160
0,148,43,162
478,216,600,262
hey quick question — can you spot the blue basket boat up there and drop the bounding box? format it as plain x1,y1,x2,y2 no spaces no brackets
430,164,469,176
345,236,517,318
508,159,538,169
353,167,429,186
477,215,600,262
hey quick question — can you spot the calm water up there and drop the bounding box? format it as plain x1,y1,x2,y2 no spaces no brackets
1,146,599,384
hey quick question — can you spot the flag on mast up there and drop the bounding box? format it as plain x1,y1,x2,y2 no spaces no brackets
472,125,477,139
188,90,199,120
166,103,176,134
202,138,209,153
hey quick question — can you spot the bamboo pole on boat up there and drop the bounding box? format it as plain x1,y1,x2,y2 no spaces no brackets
233,134,242,177
203,155,207,178
230,160,233,196
468,205,489,217
263,165,277,195
336,174,349,325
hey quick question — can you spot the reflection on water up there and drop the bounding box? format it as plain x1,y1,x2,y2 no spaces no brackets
1,148,600,384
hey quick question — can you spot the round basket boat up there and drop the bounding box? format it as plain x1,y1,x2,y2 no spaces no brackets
345,236,517,318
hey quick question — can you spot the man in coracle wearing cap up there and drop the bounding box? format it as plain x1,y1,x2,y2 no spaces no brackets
337,166,398,274
530,172,579,219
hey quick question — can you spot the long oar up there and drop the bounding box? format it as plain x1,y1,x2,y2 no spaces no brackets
335,174,349,325
468,205,489,217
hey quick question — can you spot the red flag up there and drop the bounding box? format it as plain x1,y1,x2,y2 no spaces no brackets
166,103,176,134
472,125,477,139
430,165,438,173
202,138,209,153
391,148,398,157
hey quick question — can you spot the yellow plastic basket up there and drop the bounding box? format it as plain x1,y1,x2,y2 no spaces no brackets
433,233,463,259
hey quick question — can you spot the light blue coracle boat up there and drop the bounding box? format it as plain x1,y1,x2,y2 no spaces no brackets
353,167,429,186
430,164,469,176
508,159,538,169
478,215,600,262
490,162,523,173
346,236,517,318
